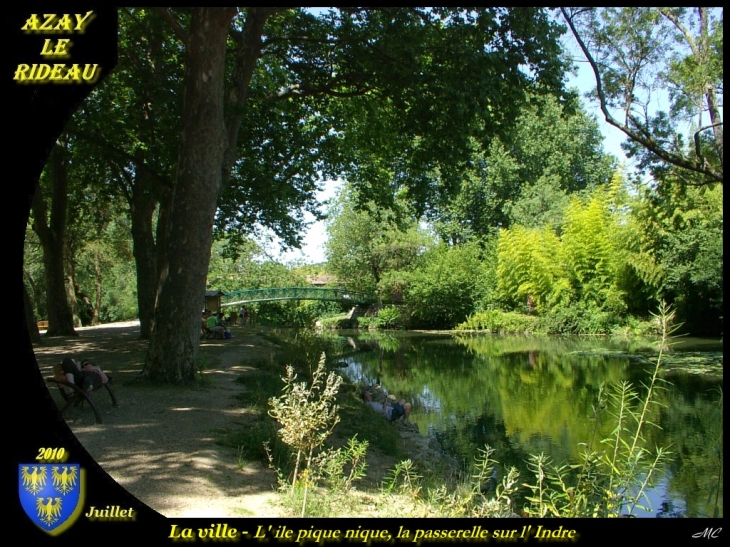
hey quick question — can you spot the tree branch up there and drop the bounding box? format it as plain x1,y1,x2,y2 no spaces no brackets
560,7,723,184
223,7,286,180
72,129,173,192
151,7,189,49
658,8,701,59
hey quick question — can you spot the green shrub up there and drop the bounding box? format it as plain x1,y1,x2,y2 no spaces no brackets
405,243,484,329
609,315,663,337
373,305,403,329
496,225,569,312
268,353,343,516
456,310,541,333
356,307,404,330
356,316,374,329
318,314,355,329
382,447,520,518
538,302,623,334
313,436,369,493
293,300,344,328
255,300,299,326
100,261,139,322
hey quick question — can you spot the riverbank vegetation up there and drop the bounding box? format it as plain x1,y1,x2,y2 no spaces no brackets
27,164,722,338
215,304,702,518
322,170,722,337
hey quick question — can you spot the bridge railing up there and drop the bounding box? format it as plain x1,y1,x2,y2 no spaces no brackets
221,287,374,306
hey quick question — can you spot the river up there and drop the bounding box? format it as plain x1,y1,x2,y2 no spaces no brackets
328,330,723,518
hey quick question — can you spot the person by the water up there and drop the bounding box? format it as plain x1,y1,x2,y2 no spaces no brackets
361,385,411,421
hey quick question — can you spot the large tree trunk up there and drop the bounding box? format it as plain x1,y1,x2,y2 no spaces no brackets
23,282,41,344
91,247,103,325
129,174,162,340
64,240,82,327
31,145,77,337
143,8,235,383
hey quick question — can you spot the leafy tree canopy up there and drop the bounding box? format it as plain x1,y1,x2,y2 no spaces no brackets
562,7,723,185
325,183,432,297
432,92,616,243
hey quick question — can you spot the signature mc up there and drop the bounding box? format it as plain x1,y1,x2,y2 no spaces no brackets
693,528,722,540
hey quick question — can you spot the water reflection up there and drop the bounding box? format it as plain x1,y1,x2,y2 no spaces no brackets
332,331,723,518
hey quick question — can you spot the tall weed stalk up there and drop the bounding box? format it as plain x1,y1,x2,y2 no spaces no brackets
384,447,520,518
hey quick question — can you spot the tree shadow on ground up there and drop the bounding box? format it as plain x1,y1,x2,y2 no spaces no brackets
32,323,283,517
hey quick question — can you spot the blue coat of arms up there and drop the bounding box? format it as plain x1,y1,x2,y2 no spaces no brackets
19,464,84,534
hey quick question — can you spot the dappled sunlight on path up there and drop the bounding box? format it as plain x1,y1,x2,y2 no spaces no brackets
33,321,285,517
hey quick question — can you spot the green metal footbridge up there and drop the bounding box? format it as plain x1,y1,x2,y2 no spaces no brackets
221,287,374,307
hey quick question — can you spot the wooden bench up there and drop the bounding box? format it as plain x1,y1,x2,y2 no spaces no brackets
201,323,214,339
46,363,118,424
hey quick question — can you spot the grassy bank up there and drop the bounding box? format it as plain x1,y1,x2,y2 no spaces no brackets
212,328,417,516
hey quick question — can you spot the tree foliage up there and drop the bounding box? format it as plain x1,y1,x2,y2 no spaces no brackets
62,8,184,337
492,167,723,335
495,172,636,331
405,242,486,329
325,184,432,298
628,179,723,335
26,177,139,327
433,92,615,244
309,8,570,212
132,6,571,383
562,7,723,185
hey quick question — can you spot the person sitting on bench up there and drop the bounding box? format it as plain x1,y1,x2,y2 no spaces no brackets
205,311,226,337
60,358,110,393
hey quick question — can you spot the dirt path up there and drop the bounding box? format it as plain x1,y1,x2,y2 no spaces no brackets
33,322,285,517
33,321,458,518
